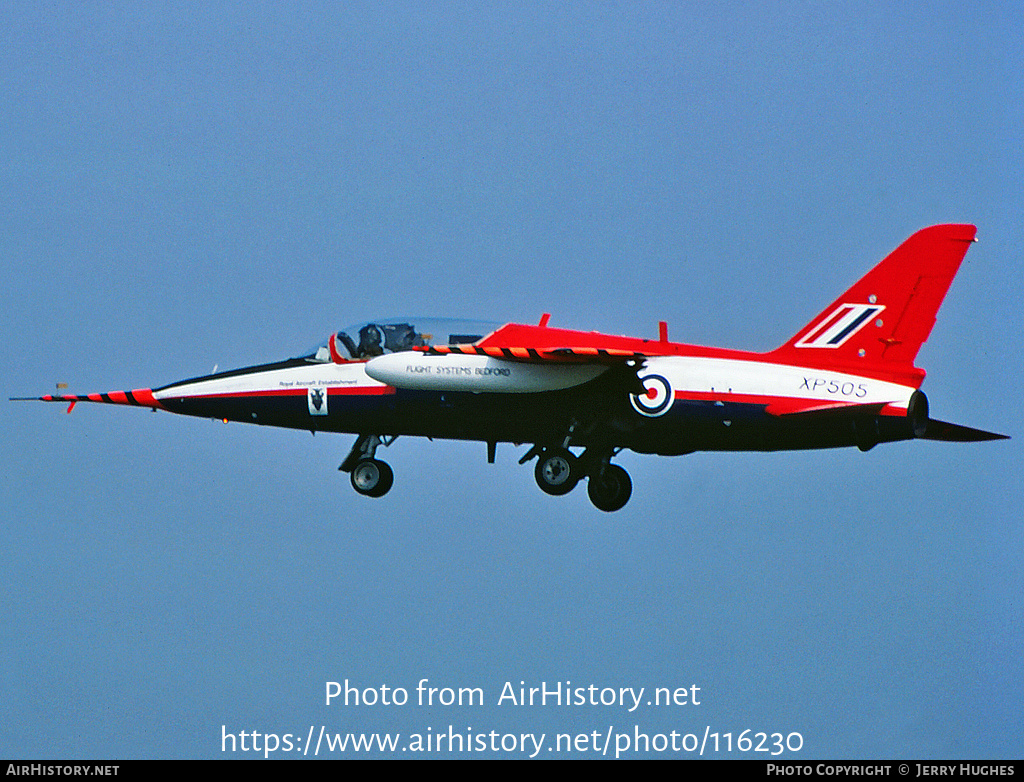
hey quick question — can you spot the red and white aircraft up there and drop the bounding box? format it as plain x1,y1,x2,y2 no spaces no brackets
16,224,1007,511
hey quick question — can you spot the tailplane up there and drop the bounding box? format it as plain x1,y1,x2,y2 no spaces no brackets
771,224,978,367
920,419,1009,442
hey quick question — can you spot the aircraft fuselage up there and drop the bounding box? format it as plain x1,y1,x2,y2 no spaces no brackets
150,349,922,456
21,225,1007,511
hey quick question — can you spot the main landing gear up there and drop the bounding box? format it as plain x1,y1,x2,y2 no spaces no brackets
528,446,633,512
534,448,580,496
586,463,632,513
340,434,396,498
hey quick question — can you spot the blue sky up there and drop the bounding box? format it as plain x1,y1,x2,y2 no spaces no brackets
3,2,1021,759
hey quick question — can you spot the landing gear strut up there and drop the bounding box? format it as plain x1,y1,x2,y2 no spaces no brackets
527,445,633,511
340,434,396,498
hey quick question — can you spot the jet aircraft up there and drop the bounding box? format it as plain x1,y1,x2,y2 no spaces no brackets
14,224,1007,511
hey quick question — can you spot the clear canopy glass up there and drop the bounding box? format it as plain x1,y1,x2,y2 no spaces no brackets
297,318,501,363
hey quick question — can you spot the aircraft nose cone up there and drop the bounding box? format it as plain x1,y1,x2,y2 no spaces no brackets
36,387,163,408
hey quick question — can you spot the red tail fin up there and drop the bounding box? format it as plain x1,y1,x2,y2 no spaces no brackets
771,224,977,367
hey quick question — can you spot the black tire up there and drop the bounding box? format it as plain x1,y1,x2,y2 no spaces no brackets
587,464,632,512
534,448,580,496
350,458,394,498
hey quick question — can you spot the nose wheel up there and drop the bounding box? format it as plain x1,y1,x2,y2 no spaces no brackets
341,434,396,498
350,458,394,497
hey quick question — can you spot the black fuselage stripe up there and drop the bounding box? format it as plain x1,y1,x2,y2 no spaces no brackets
155,358,312,393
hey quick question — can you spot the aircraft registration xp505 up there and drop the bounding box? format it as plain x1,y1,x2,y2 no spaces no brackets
15,224,1007,511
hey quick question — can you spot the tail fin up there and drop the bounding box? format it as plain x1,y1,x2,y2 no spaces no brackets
771,224,977,367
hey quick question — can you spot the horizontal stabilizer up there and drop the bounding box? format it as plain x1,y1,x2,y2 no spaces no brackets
921,419,1009,442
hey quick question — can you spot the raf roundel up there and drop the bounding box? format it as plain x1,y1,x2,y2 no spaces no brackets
630,374,673,417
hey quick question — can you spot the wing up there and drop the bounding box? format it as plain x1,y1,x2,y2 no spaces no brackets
407,319,663,393
416,343,649,362
415,320,667,362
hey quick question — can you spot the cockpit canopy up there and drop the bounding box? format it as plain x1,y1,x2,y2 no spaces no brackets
299,318,501,363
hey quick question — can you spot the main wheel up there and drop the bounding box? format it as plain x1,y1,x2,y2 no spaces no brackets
587,464,632,512
534,448,580,495
350,458,394,498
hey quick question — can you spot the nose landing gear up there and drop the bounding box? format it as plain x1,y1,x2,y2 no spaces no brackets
340,434,396,498
349,458,394,497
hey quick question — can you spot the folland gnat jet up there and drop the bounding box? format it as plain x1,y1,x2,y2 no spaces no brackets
14,224,1007,511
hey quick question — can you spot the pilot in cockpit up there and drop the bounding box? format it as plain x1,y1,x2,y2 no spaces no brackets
357,324,385,357
329,321,431,360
